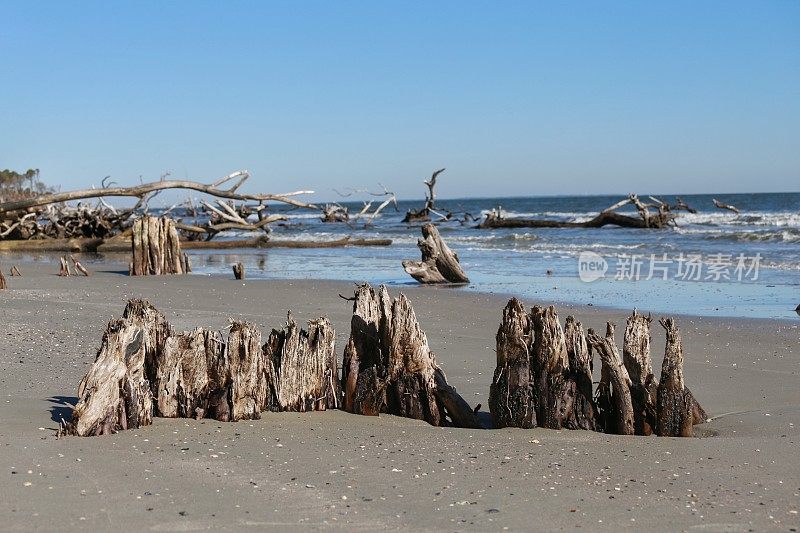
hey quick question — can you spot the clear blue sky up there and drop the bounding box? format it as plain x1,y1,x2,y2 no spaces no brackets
2,1,798,200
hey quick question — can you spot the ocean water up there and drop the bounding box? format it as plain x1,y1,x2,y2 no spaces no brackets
186,192,799,320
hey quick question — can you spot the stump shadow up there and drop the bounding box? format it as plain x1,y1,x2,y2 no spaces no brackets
47,395,77,423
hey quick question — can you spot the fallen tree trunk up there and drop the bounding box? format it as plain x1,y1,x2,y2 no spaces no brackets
130,216,185,275
402,223,469,284
478,194,677,229
341,283,481,428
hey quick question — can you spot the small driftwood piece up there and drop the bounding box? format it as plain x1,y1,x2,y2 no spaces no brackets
672,197,697,214
70,255,89,276
58,256,72,277
10,265,21,276
402,223,469,284
712,198,740,215
403,168,446,223
0,268,6,289
341,283,481,428
623,310,657,435
130,216,185,276
656,318,693,437
263,314,340,412
233,262,245,280
587,324,635,435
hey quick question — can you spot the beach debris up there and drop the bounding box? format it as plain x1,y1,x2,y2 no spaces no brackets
129,216,187,275
656,318,694,437
403,168,451,223
321,203,349,223
70,255,90,276
623,311,657,435
58,256,72,276
341,283,482,428
0,266,6,289
489,300,707,437
62,299,339,436
233,262,245,280
402,223,469,284
671,196,698,214
479,193,677,229
10,265,21,276
712,198,740,215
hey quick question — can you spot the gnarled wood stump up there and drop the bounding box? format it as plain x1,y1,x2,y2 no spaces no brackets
130,216,185,275
263,315,340,412
402,223,469,284
587,324,635,435
563,316,597,431
489,298,534,429
65,300,169,436
0,267,6,289
623,310,657,435
656,318,694,437
341,284,480,428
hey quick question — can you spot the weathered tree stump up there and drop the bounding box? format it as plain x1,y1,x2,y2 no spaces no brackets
623,310,657,435
341,284,480,428
530,305,571,429
263,314,340,412
130,216,185,275
10,265,21,276
656,318,694,437
233,262,245,280
65,300,168,436
402,223,469,284
58,256,71,276
488,298,534,428
563,316,597,431
587,324,635,435
0,267,6,289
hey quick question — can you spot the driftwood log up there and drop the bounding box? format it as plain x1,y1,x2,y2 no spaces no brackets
130,216,187,276
63,300,340,436
479,194,677,229
402,223,469,284
341,284,481,428
403,168,446,223
712,198,740,215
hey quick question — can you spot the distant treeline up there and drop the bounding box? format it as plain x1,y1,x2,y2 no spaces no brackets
0,169,53,202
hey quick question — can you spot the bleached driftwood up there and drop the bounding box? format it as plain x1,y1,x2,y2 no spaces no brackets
130,216,186,276
402,223,469,284
712,198,740,215
403,168,446,223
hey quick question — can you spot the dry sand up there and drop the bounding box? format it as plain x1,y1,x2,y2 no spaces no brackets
0,261,798,531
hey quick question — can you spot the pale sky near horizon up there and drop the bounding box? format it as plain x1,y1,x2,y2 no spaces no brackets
2,1,798,201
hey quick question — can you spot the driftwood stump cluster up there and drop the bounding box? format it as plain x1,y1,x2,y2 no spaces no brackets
489,301,706,437
64,300,340,436
402,223,469,284
130,216,190,275
341,284,481,428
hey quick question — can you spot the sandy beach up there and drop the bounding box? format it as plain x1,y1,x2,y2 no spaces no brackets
0,260,796,531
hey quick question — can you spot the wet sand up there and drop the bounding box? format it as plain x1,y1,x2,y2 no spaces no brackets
0,262,798,531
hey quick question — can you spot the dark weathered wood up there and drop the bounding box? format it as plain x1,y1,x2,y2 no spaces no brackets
530,305,571,429
10,265,21,276
563,316,597,431
656,318,694,437
341,283,480,428
262,315,340,412
402,223,469,284
623,310,657,435
130,216,185,276
233,262,245,280
587,324,635,435
488,298,534,428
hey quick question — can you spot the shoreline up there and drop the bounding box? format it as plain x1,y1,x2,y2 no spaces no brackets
0,261,798,530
